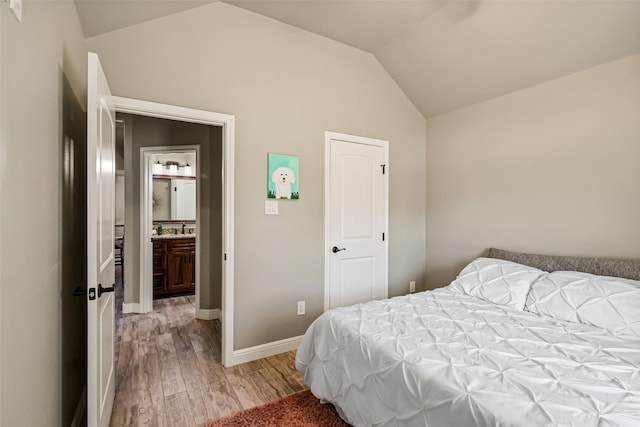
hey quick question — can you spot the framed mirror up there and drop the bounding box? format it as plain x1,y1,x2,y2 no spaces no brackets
152,177,196,221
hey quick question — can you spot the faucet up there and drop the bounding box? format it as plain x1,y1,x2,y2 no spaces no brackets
181,222,186,234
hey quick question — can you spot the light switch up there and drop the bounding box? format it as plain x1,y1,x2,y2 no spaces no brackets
265,200,278,215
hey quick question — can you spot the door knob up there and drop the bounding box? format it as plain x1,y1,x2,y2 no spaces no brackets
98,283,115,298
332,246,346,253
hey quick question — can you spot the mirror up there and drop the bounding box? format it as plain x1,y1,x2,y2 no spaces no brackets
152,177,196,221
152,150,196,222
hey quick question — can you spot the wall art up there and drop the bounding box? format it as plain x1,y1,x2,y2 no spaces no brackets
267,153,299,200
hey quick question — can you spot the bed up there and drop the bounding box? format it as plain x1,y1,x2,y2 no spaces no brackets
296,249,640,426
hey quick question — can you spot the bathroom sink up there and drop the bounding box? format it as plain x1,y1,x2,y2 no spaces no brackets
152,233,196,239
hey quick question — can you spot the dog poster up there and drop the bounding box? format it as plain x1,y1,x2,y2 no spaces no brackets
268,153,299,200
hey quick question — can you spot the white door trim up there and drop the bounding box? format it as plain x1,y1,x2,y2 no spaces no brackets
112,96,235,367
324,131,389,311
140,146,199,316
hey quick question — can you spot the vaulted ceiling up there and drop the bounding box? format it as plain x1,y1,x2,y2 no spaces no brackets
74,0,640,117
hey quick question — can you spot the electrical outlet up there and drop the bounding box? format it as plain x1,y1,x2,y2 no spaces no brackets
9,0,23,22
297,300,305,315
409,281,416,293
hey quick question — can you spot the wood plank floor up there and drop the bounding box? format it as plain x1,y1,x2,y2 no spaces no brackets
111,272,306,426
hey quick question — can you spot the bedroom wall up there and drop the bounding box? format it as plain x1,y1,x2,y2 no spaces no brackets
0,1,87,425
425,54,640,288
86,2,427,350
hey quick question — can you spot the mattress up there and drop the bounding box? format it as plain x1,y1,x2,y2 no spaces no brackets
296,287,640,426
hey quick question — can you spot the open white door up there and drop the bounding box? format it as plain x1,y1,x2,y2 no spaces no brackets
87,52,116,427
325,132,389,310
171,178,197,221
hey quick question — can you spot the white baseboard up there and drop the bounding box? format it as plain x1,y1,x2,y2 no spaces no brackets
122,302,143,314
197,308,221,320
70,387,86,427
230,335,304,366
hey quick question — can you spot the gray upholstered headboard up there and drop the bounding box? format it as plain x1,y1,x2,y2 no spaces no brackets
487,248,640,281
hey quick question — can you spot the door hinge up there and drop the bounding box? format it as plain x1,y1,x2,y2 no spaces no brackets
224,253,227,261
88,287,96,300
382,232,385,242
380,164,386,175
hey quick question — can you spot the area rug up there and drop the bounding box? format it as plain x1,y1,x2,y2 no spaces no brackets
202,390,351,426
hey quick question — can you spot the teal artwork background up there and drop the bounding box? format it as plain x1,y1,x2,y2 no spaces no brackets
268,153,299,199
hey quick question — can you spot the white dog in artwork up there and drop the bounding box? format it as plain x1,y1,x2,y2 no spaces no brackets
272,166,296,199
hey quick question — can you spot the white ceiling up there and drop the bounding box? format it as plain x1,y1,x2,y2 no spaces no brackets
225,0,447,53
75,0,640,117
75,0,216,38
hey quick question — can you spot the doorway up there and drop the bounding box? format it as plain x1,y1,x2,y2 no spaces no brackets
113,97,235,367
147,148,199,301
324,131,389,310
86,53,236,427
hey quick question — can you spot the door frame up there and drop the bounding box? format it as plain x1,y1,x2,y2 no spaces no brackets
140,146,199,315
323,131,389,311
113,96,235,366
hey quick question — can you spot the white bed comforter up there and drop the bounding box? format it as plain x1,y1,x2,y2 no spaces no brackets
296,288,640,427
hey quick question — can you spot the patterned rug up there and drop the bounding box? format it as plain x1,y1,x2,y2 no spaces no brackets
202,390,350,426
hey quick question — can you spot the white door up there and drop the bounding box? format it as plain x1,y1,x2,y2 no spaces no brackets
325,132,388,310
171,178,196,221
87,52,116,427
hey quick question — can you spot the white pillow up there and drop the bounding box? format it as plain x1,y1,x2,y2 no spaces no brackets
448,257,545,309
525,271,640,337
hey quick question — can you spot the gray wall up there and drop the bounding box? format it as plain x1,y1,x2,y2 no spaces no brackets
87,2,427,349
121,113,222,310
0,1,87,425
425,54,640,288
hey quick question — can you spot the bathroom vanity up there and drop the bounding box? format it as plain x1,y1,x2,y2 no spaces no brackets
152,235,196,298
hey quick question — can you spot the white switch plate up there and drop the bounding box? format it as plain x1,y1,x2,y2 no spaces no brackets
265,200,278,215
409,281,416,293
9,0,23,22
297,300,305,315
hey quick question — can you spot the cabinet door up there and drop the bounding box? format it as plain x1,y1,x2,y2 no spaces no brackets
184,252,195,289
167,252,194,292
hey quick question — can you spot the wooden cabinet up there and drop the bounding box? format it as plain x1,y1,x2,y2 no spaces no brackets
153,241,167,294
153,238,195,298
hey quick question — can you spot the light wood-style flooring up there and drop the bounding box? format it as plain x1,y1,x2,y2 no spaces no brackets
111,272,306,426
